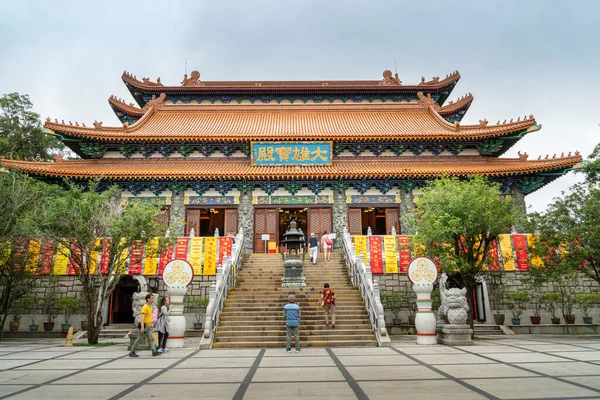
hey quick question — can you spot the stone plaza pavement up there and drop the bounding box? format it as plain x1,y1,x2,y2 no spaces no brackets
2,336,600,399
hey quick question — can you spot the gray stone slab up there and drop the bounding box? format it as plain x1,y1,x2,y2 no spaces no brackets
122,383,240,399
409,354,494,365
59,351,125,359
331,347,398,356
480,352,567,363
435,363,538,378
96,358,179,369
336,355,417,366
547,351,600,361
454,345,525,354
462,377,600,399
0,369,78,384
393,345,467,355
359,379,487,400
513,344,591,352
259,355,335,367
8,384,132,399
0,385,33,397
562,375,600,390
244,382,355,400
176,357,256,369
0,351,73,359
253,366,344,382
514,361,600,376
264,348,329,357
150,367,249,383
16,359,107,370
347,365,444,380
193,349,261,358
53,368,162,384
0,359,43,370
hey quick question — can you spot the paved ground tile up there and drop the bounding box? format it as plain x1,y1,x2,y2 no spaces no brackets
8,384,132,399
252,366,344,382
336,354,417,366
121,383,240,399
463,376,600,399
513,361,600,376
151,367,249,383
434,363,538,379
244,382,355,400
259,355,335,367
176,356,256,369
52,368,162,384
348,365,444,381
0,369,78,384
358,379,487,400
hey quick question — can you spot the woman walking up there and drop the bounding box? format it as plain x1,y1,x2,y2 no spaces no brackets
321,283,336,328
155,296,172,353
320,231,333,262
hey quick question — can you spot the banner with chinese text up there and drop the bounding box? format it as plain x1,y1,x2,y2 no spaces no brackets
498,235,515,271
174,238,189,261
143,238,159,275
89,239,100,275
25,239,41,274
158,244,174,275
39,240,55,275
512,234,530,270
486,239,501,271
68,241,82,275
354,236,368,261
189,237,204,275
397,236,412,272
219,237,233,265
99,239,112,275
368,236,383,274
204,237,218,275
251,142,332,166
383,236,398,273
128,241,144,275
526,234,543,268
53,242,69,275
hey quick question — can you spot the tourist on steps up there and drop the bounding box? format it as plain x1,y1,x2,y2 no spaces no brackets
308,232,319,264
129,293,161,357
321,283,336,328
284,295,301,353
321,231,333,262
155,296,172,353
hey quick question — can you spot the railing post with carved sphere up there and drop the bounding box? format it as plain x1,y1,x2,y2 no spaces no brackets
372,281,388,337
203,280,217,339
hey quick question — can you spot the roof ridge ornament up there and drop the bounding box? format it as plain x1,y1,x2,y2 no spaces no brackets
142,76,164,87
380,70,402,86
416,92,437,108
142,93,167,112
479,119,488,127
93,120,103,129
181,71,201,87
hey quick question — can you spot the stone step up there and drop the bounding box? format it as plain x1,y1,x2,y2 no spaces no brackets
215,333,375,342
212,339,377,348
220,316,371,323
221,309,369,317
217,323,373,332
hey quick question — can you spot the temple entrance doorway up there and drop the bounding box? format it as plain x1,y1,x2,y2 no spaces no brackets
185,207,238,236
278,207,308,246
348,207,400,235
109,276,138,324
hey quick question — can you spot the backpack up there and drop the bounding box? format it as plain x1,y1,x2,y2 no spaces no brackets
152,308,159,324
325,236,333,246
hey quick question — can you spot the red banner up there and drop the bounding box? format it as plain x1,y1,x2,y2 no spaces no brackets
174,238,189,262
39,240,55,275
512,234,530,271
128,241,144,275
13,241,27,270
219,237,233,265
368,236,383,274
68,241,82,275
99,238,112,275
397,236,411,273
158,245,174,275
487,239,500,271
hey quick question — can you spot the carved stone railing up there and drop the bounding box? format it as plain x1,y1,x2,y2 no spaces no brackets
199,229,245,349
341,228,391,346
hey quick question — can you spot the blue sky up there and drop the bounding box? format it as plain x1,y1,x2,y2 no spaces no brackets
1,0,598,212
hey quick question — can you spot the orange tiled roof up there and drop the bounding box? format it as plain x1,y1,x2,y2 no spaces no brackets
0,154,582,180
108,96,144,117
438,93,474,115
44,103,538,143
122,70,461,91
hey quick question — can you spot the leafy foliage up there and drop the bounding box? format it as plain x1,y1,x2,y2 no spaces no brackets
0,93,63,160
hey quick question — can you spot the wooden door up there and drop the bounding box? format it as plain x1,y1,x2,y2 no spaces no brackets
385,208,400,235
224,209,238,236
348,208,362,235
185,208,201,236
308,208,333,238
254,208,278,253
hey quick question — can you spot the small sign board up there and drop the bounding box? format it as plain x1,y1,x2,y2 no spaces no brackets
251,141,332,166
261,234,270,241
328,233,337,240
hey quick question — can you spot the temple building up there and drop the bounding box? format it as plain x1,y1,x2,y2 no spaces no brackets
0,69,582,254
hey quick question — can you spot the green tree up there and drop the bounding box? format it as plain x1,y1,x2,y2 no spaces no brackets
35,179,172,344
0,92,64,160
0,173,49,337
408,175,518,328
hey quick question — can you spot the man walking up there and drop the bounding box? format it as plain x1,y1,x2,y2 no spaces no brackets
308,233,319,265
284,294,301,353
129,293,161,357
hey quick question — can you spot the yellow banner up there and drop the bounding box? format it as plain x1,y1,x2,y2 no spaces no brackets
189,237,204,275
25,239,41,273
354,236,368,261
413,239,425,258
383,236,398,273
89,238,101,275
115,238,128,274
204,237,217,275
527,234,543,268
53,242,69,275
143,238,159,275
498,234,515,271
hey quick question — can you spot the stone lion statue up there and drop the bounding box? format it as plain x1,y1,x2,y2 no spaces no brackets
443,287,469,325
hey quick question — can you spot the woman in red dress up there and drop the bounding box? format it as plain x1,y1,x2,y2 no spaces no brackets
321,283,336,328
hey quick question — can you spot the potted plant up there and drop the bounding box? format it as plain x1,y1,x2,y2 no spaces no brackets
541,292,561,324
8,313,21,332
56,296,81,332
524,277,544,324
19,296,40,331
490,282,506,325
43,275,59,331
382,292,405,326
506,291,529,325
187,297,209,329
575,293,600,324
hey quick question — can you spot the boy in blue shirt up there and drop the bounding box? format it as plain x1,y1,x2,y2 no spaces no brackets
284,295,301,353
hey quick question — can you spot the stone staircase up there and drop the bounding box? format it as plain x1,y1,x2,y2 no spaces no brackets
213,252,377,348
101,324,134,339
473,323,504,336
